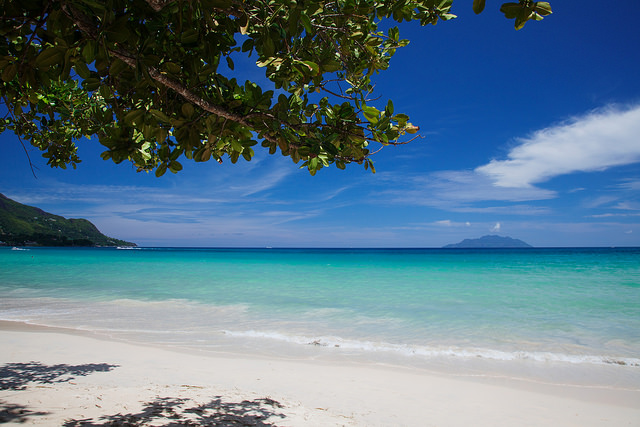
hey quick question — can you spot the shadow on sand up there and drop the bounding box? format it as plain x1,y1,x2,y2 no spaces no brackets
0,361,119,390
0,401,49,424
1,362,288,425
1,361,119,423
63,396,287,426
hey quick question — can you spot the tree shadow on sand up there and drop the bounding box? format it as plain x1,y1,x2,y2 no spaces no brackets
0,361,119,390
63,396,288,426
0,401,49,424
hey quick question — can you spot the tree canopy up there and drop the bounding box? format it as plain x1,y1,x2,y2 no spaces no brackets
0,0,552,176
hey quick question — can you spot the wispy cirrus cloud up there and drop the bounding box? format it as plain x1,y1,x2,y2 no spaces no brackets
589,213,640,218
616,179,640,192
432,219,470,227
375,169,555,214
476,105,640,188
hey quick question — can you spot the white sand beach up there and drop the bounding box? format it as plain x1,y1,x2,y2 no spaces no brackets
1,321,639,426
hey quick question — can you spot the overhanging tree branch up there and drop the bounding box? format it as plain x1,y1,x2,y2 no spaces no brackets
2,0,552,176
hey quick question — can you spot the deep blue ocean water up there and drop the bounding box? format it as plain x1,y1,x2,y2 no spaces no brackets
1,246,639,386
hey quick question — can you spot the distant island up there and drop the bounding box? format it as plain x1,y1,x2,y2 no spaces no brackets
0,193,136,247
444,235,532,249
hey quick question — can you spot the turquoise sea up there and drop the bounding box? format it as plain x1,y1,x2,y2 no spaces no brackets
1,247,639,388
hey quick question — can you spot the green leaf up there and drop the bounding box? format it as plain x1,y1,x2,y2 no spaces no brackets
473,0,486,14
300,13,313,34
405,124,420,134
294,60,319,75
263,36,275,57
388,26,400,42
366,36,383,47
1,63,17,82
149,109,171,123
82,41,97,63
169,160,183,173
35,48,63,70
124,109,145,125
82,78,100,91
500,3,521,19
393,113,409,122
226,56,234,70
181,103,195,118
368,159,376,174
321,59,340,73
241,38,253,53
231,139,243,152
289,8,301,34
363,106,380,124
155,164,167,177
277,138,289,154
514,9,533,30
239,13,249,35
535,2,553,16
180,29,199,45
163,62,182,74
109,59,128,76
199,148,212,162
74,61,91,79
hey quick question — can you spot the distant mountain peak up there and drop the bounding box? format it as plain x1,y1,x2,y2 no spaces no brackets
444,235,532,249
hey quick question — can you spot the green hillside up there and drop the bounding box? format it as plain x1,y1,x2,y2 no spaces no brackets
0,193,136,247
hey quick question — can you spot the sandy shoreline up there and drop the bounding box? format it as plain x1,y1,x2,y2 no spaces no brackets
1,321,639,426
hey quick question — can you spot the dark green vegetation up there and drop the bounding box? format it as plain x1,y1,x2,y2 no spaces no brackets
444,235,532,248
1,0,551,176
0,193,136,246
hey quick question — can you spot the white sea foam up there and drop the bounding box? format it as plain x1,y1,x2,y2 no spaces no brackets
222,329,640,367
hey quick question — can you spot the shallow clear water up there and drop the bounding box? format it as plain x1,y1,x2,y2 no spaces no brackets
1,247,639,386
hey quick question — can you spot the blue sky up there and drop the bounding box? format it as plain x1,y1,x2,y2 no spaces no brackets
2,1,640,247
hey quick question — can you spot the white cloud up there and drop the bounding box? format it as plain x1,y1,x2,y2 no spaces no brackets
490,222,501,232
380,170,554,204
476,105,640,188
374,106,640,214
375,170,555,214
432,220,473,227
613,201,640,211
233,167,294,197
617,179,640,191
589,213,640,218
